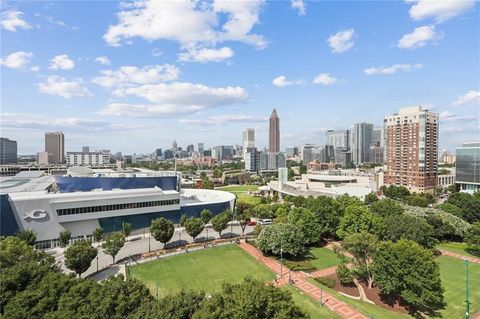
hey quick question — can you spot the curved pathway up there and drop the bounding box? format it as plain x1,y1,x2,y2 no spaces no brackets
439,249,480,264
239,243,369,319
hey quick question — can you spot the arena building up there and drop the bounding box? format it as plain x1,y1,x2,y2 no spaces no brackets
0,170,235,249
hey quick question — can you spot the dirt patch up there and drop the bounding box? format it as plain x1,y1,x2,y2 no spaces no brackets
325,274,360,298
360,282,410,314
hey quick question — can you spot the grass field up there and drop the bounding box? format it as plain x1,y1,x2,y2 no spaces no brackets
437,242,477,258
130,244,274,298
309,247,342,269
285,286,341,319
438,256,480,318
217,184,262,205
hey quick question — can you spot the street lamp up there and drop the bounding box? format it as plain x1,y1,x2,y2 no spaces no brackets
280,235,283,277
148,232,151,252
465,260,470,319
96,256,99,272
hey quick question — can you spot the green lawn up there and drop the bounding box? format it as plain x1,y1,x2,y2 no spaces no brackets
438,256,480,318
309,247,342,270
130,244,274,298
285,286,341,319
437,242,477,258
217,184,259,192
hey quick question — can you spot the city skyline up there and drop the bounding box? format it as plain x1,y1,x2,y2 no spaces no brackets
1,1,479,154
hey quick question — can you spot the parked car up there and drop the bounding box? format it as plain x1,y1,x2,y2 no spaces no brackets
247,220,257,226
259,219,272,226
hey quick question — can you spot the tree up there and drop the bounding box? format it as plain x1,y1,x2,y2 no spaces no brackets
336,263,354,285
15,230,36,246
93,227,104,243
405,194,430,207
200,209,212,225
371,240,444,313
236,202,253,235
122,221,132,238
446,192,480,223
64,240,98,277
211,211,231,238
336,204,380,239
438,203,463,218
382,185,411,201
287,207,322,245
256,222,306,257
369,199,404,217
364,192,378,205
131,290,205,319
377,214,438,249
150,217,175,247
185,218,204,242
59,229,72,248
425,215,457,241
192,277,308,319
103,232,125,263
341,232,378,288
180,214,188,227
465,222,480,256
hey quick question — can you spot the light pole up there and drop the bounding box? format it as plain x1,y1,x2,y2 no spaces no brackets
96,256,99,272
465,260,470,319
280,235,283,277
148,232,151,252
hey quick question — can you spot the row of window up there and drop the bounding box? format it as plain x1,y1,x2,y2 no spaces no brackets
57,199,180,216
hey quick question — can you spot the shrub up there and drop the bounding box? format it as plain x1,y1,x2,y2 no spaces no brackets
283,260,317,272
314,277,335,288
336,264,354,285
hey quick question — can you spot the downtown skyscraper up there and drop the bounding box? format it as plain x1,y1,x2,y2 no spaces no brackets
269,108,280,153
45,132,65,164
384,106,439,193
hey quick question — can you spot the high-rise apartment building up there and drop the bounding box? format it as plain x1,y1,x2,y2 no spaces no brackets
372,128,384,147
353,123,373,164
45,132,65,164
326,130,351,150
455,142,480,194
198,143,204,154
384,106,439,192
269,109,280,153
243,128,255,149
285,147,299,158
0,138,18,164
172,140,178,152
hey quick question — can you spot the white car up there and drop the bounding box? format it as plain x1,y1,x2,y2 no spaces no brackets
259,219,272,226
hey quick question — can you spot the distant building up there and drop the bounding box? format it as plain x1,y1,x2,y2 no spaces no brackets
269,109,280,153
82,146,90,153
244,147,258,172
372,128,384,147
440,150,456,164
302,144,315,164
326,130,351,150
353,123,373,164
198,143,204,154
369,145,384,165
285,147,299,158
321,145,335,163
212,145,234,161
186,144,194,154
155,148,163,159
37,151,49,165
164,149,174,160
243,128,255,149
384,106,438,192
45,132,65,164
335,149,352,168
0,137,17,164
455,142,480,194
66,151,111,166
172,140,178,152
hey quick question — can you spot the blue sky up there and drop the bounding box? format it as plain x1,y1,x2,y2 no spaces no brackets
1,0,479,154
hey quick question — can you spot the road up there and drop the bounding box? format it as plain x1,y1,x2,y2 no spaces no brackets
51,224,255,278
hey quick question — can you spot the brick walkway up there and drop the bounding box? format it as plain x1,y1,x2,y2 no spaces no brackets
439,249,480,264
240,243,369,319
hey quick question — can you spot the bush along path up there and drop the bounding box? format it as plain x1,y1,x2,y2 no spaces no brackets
239,243,369,319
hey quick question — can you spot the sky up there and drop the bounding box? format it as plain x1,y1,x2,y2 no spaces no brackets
1,0,479,155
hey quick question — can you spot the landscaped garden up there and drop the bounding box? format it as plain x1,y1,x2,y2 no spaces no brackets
130,244,274,298
217,184,262,205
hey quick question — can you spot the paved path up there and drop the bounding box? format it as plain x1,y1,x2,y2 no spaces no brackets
239,243,369,319
439,249,480,264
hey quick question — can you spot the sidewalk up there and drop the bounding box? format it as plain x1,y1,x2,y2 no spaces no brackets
439,249,480,265
239,243,369,319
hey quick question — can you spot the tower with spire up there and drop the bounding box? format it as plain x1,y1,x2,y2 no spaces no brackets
269,108,280,153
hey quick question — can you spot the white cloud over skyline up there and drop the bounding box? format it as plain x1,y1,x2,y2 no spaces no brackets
327,29,355,53
0,51,33,68
364,63,423,75
312,73,338,85
408,0,475,23
49,54,75,70
452,90,480,107
37,76,92,98
397,25,442,49
1,10,31,31
178,47,234,63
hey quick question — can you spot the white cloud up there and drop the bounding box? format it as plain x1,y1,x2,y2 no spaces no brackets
397,25,442,49
104,0,266,49
179,114,267,126
312,73,338,85
452,90,480,107
291,0,306,16
37,76,92,98
272,75,301,87
327,29,355,53
49,54,75,70
1,112,144,132
178,47,234,63
364,63,423,75
45,15,79,30
408,0,475,23
30,66,40,72
1,10,31,31
95,56,111,65
92,64,180,88
99,82,248,117
0,51,33,69
152,48,163,57
439,110,477,122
